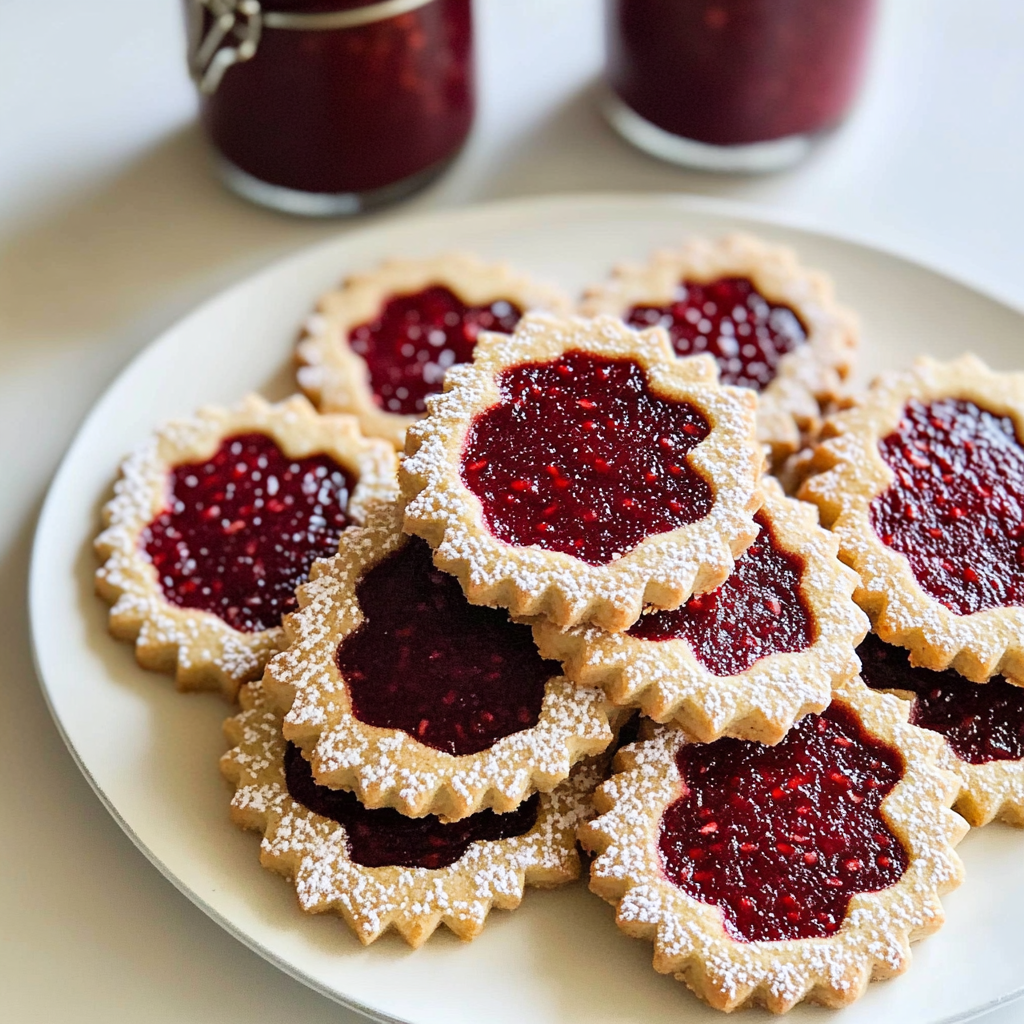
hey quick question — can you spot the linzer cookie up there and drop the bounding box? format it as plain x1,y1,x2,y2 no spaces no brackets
222,680,602,947
95,394,397,699
296,253,571,448
400,312,765,633
533,476,868,744
579,677,967,1013
801,355,1024,685
580,234,858,460
860,633,1024,827
263,500,615,820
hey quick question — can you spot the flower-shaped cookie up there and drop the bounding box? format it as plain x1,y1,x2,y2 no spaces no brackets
222,680,603,947
95,394,397,699
579,677,967,1013
263,500,615,820
580,233,858,461
800,354,1024,685
401,312,764,632
860,632,1024,827
296,253,571,448
533,476,868,744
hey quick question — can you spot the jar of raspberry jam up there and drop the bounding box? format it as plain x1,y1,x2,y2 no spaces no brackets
185,0,474,215
603,0,877,172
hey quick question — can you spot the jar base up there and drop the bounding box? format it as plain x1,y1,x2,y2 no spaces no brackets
601,89,813,174
214,154,456,217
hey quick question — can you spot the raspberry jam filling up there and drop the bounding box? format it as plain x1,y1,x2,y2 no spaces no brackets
871,398,1024,616
625,277,807,391
350,285,522,416
284,742,539,869
628,511,812,676
339,537,556,756
659,703,907,942
143,433,354,633
859,633,1024,765
461,351,712,566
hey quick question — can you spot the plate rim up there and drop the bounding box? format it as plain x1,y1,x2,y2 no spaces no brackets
28,191,1024,1024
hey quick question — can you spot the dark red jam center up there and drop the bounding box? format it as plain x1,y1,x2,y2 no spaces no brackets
625,277,807,391
871,399,1024,616
659,703,907,942
350,285,522,416
338,537,555,756
628,511,812,675
859,633,1024,765
142,433,354,633
283,742,538,869
461,351,712,566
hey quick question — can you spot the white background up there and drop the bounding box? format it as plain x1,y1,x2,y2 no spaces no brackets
1,1,1023,1020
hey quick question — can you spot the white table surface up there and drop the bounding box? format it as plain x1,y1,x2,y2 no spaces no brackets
2,1,1022,1020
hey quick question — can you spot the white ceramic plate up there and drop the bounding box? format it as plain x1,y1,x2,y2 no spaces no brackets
30,195,1024,1024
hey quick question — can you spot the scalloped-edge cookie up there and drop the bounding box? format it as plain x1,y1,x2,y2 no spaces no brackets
263,499,616,820
222,679,604,947
579,233,858,461
296,253,571,449
578,677,967,1013
772,442,818,498
800,354,1024,685
95,394,398,700
401,312,764,633
859,631,1024,828
533,476,868,744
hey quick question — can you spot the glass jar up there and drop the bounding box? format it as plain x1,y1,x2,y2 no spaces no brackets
186,0,474,215
603,0,877,173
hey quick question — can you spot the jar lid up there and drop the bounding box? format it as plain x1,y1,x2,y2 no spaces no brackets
187,0,441,94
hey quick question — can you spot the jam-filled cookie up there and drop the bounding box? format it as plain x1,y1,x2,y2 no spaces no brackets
296,253,571,448
263,500,616,820
801,355,1024,685
580,234,858,461
95,394,397,699
578,677,967,1013
400,312,765,633
533,476,868,744
860,632,1024,827
222,680,603,947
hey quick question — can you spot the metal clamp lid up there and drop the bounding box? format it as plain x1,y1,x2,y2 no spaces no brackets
187,0,440,95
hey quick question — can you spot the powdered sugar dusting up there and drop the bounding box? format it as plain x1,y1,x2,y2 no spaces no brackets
876,685,1024,828
578,233,859,462
264,500,616,820
295,253,572,450
221,679,604,947
534,477,869,744
94,393,398,699
400,313,765,633
578,676,967,1013
939,743,1024,828
800,355,1024,686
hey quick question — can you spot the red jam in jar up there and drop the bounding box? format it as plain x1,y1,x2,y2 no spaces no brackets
604,0,876,171
186,0,474,214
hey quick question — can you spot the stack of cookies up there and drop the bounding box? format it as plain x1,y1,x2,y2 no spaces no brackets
95,237,1024,1013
